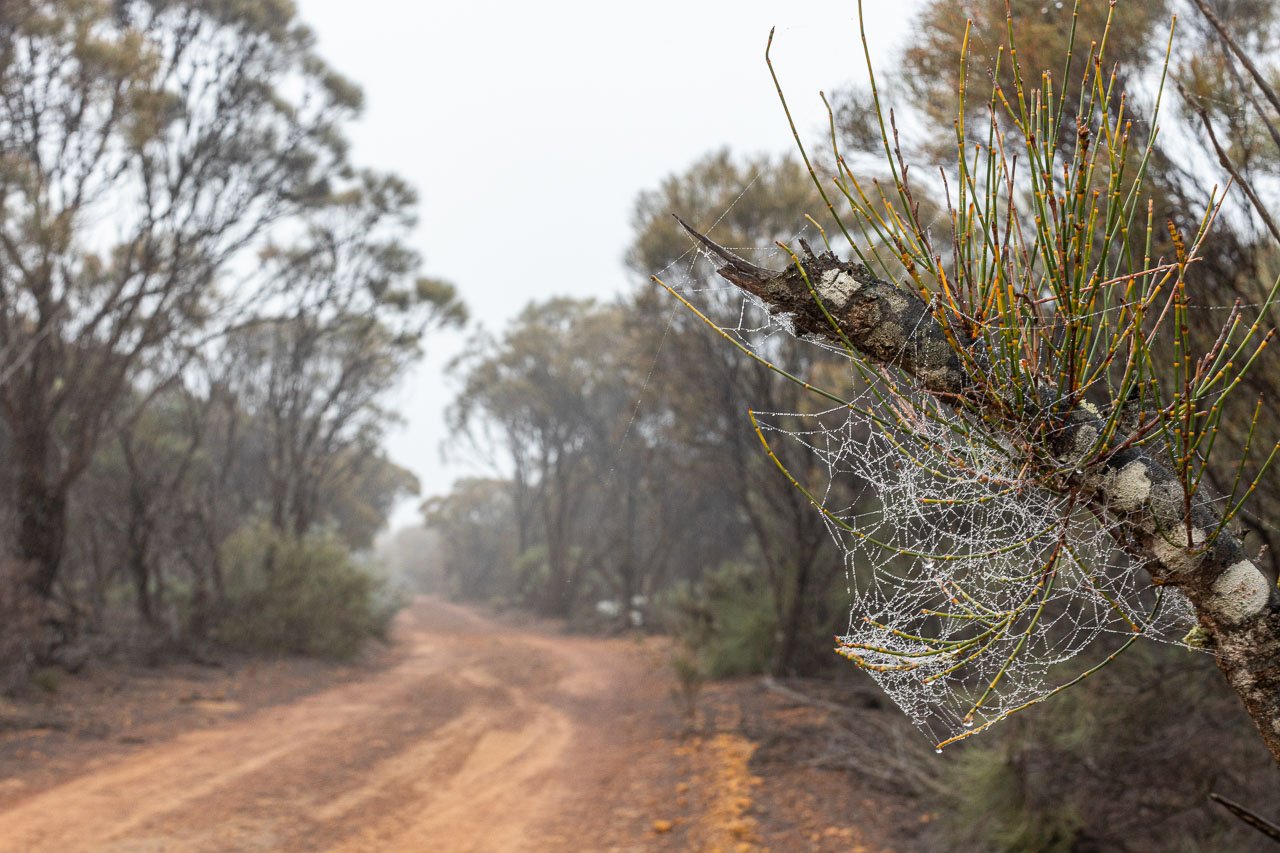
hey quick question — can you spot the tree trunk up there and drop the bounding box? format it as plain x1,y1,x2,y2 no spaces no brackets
125,478,156,625
682,223,1280,764
772,557,812,677
539,465,578,618
542,534,574,618
15,467,67,600
127,541,155,626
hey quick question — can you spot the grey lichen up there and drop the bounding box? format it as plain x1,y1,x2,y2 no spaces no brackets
864,320,905,354
1148,479,1186,521
916,364,959,391
920,338,955,369
816,269,862,310
1208,559,1272,626
1058,422,1100,468
883,289,911,316
1151,526,1207,576
1109,460,1152,513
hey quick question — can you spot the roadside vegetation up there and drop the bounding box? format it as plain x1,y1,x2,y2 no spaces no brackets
0,1,462,679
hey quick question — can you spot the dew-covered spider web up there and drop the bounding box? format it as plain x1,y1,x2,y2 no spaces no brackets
760,389,1197,747
659,231,1197,749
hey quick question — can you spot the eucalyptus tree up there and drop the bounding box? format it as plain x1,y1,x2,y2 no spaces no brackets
0,0,357,599
628,149,861,674
223,170,462,542
449,293,722,620
449,298,634,617
422,478,519,602
73,384,212,627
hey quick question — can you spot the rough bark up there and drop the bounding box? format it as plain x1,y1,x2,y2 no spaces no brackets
15,469,67,600
679,219,1280,764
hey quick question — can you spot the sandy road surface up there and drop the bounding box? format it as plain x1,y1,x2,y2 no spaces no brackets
0,599,683,852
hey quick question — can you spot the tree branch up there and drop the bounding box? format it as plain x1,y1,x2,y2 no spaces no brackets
677,218,1280,765
1209,792,1280,843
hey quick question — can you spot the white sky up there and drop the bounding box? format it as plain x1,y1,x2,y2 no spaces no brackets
295,0,921,528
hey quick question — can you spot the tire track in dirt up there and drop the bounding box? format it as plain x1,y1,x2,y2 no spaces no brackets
0,598,682,852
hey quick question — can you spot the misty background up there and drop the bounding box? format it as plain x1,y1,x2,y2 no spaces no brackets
296,0,919,525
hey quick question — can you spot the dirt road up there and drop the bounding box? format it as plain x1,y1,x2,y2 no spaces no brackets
0,599,688,852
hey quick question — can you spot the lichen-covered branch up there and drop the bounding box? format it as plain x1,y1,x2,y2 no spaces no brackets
680,219,1280,764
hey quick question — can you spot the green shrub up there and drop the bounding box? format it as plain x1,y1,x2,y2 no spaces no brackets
928,643,1280,852
510,544,552,606
661,562,776,678
670,649,705,719
215,523,401,659
29,667,60,694
938,737,1083,852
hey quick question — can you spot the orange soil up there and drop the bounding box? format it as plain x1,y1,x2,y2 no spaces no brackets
0,597,907,852
0,599,691,851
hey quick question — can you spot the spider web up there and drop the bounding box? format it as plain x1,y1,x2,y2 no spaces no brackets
662,232,1196,748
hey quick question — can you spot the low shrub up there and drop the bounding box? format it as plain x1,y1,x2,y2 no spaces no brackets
29,667,60,694
670,649,705,719
661,561,776,678
927,643,1280,852
215,523,402,660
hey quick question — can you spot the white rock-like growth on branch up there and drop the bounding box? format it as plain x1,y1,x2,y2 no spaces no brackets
816,268,863,310
1210,560,1273,625
1150,526,1207,576
1109,460,1153,513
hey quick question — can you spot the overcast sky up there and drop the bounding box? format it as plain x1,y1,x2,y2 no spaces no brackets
295,0,921,528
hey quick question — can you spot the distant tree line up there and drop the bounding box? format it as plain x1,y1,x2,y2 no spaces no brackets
428,152,864,677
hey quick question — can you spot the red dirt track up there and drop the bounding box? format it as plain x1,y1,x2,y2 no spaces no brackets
0,598,686,852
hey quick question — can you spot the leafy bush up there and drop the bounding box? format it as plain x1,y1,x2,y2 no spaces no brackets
670,649,705,720
29,667,60,694
661,562,776,678
928,643,1280,852
510,544,552,606
215,523,401,659
937,736,1083,852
